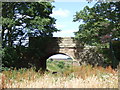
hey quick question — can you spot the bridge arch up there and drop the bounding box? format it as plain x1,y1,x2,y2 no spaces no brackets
46,53,74,72
29,37,82,71
46,52,75,61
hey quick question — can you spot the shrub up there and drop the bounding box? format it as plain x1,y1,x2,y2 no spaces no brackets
57,61,65,69
2,47,19,68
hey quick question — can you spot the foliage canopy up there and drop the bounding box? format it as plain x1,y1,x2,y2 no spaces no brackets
73,2,120,46
2,2,58,47
2,2,59,70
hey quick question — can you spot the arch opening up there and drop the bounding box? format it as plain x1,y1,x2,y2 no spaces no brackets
46,53,74,72
49,54,72,61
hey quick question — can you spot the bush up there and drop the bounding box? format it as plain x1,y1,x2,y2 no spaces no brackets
0,45,2,72
57,61,65,69
2,47,19,68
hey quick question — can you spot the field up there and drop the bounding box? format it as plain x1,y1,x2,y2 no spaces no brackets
0,60,119,88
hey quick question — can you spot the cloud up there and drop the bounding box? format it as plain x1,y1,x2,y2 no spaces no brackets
53,29,77,37
51,8,70,17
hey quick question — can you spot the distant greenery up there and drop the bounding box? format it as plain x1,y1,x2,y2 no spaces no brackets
47,59,73,72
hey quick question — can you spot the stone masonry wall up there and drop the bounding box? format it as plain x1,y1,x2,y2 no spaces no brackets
29,37,106,68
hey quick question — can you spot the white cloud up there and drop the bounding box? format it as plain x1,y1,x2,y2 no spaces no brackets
53,29,77,37
51,8,70,17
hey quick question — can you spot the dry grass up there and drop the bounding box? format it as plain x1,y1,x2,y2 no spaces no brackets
0,65,118,88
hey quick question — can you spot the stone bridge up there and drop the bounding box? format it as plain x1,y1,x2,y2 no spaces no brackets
30,37,83,58
29,37,103,70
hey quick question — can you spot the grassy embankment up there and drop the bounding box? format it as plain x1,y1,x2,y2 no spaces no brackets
0,60,119,88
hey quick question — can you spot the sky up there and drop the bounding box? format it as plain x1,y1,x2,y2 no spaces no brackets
49,1,97,59
50,1,97,37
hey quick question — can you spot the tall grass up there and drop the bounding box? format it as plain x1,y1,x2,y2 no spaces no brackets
0,64,118,88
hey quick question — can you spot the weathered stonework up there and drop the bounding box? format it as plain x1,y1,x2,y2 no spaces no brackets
29,37,105,70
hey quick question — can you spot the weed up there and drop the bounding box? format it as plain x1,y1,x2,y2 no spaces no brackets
1,64,118,88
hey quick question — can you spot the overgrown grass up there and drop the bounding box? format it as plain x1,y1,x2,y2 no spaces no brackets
0,61,119,88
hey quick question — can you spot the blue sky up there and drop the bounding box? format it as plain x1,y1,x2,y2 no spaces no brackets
49,1,97,59
50,1,97,37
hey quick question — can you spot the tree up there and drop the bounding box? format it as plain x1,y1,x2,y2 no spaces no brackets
73,2,120,68
2,2,58,47
2,2,59,70
73,2,120,46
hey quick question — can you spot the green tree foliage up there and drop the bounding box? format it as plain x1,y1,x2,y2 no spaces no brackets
73,2,120,67
2,2,59,70
73,2,120,46
2,2,58,47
